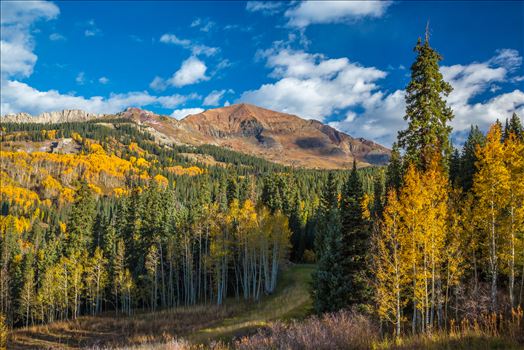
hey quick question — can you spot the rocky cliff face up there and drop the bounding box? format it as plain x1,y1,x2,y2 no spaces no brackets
1,104,390,168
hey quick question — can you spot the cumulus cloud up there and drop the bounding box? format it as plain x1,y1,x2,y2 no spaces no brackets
332,49,524,146
203,89,233,106
170,56,209,87
240,48,386,120
1,0,59,79
240,47,524,147
159,33,218,57
148,56,209,91
0,79,200,116
0,1,201,117
285,1,392,28
170,107,204,120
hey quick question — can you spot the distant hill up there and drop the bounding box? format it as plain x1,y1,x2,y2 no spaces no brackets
2,103,390,168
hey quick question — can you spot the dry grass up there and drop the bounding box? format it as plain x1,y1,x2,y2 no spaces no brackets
8,305,238,350
8,264,314,350
234,310,377,350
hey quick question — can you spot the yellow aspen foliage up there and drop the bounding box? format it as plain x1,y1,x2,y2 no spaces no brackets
89,143,106,155
71,132,83,142
166,165,205,176
113,187,129,197
47,130,57,139
0,215,30,235
374,190,407,336
361,192,372,220
59,221,67,234
135,157,150,168
502,132,524,307
61,188,75,203
472,123,510,310
128,142,144,156
42,174,63,197
153,174,169,188
88,183,103,195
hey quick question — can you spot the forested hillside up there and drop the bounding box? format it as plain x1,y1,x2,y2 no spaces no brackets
0,116,381,332
2,32,524,350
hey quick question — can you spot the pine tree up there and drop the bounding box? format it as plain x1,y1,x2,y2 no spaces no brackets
449,148,461,187
398,30,454,170
314,172,339,258
65,178,96,255
505,113,524,141
386,143,403,191
340,161,371,306
311,208,345,313
460,125,486,192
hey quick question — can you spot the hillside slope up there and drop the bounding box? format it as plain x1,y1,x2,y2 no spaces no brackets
3,104,390,169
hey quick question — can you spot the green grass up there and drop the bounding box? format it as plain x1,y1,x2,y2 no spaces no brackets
190,264,315,343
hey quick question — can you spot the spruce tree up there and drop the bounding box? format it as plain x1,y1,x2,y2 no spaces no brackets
311,209,345,313
385,143,403,191
398,30,454,170
460,125,486,192
505,113,523,141
340,161,371,306
449,148,461,187
65,178,96,256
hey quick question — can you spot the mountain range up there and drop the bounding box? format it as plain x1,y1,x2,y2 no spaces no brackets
2,103,390,168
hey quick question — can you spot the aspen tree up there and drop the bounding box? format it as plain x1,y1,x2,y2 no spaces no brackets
473,124,510,311
373,190,406,337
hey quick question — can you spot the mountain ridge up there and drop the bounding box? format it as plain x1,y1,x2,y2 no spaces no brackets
1,104,390,168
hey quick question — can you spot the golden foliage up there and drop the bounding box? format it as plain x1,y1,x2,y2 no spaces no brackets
166,165,205,176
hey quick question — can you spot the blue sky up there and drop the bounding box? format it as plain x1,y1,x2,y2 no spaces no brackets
1,1,523,146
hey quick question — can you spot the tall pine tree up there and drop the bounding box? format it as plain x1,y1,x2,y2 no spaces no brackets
398,28,454,170
340,161,371,306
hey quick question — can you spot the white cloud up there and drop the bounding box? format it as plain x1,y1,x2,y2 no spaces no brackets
49,32,65,41
333,50,524,146
157,93,200,109
160,33,191,46
441,49,524,133
0,1,202,118
169,56,209,87
98,76,109,84
75,72,86,85
149,76,167,91
203,89,232,106
240,47,524,147
190,17,215,32
285,1,392,28
246,1,285,15
1,0,59,79
170,107,204,120
240,48,386,120
83,19,101,37
149,56,211,90
159,33,218,57
0,79,200,116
